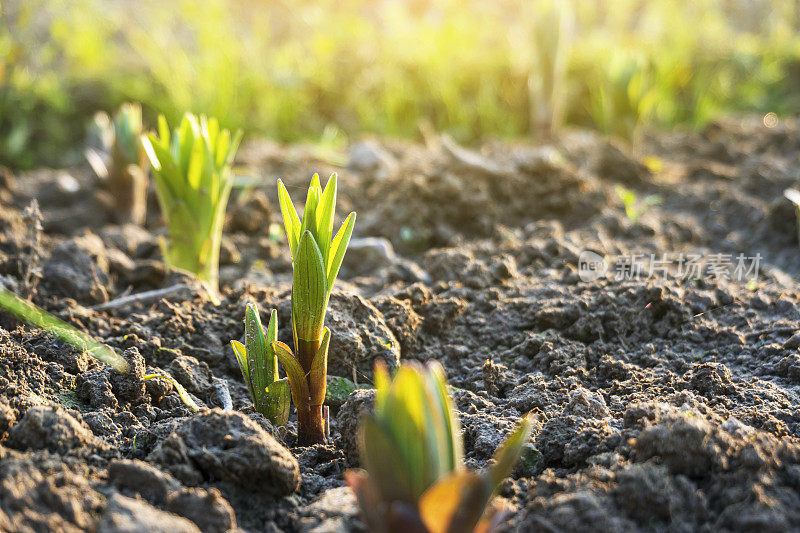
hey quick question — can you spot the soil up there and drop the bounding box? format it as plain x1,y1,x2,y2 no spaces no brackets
1,116,800,532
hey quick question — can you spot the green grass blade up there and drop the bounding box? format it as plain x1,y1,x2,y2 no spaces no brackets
359,416,416,503
315,173,337,265
143,373,200,412
228,130,243,166
326,212,356,292
277,179,301,259
265,378,291,426
177,114,196,177
245,303,271,411
230,339,254,400
265,309,280,380
186,135,205,190
309,172,321,192
0,289,129,373
157,115,170,149
215,128,231,169
299,184,320,240
488,414,534,488
428,361,463,472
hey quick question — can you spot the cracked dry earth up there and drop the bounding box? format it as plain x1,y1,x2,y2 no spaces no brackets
1,115,799,532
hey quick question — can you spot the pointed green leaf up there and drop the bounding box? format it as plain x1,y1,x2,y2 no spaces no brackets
143,135,180,210
265,308,279,345
141,134,164,172
157,115,170,149
215,128,231,169
187,137,206,192
272,340,310,409
326,212,356,293
264,378,291,426
178,114,196,177
230,340,255,400
245,304,273,412
228,130,244,166
299,184,320,240
315,173,337,265
143,373,201,413
277,179,301,259
428,361,463,472
204,116,220,152
308,328,330,406
292,231,328,343
488,414,534,488
381,366,429,498
310,172,321,192
359,416,417,503
418,471,490,533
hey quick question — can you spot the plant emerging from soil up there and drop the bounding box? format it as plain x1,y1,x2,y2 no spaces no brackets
0,288,129,373
230,303,291,425
272,173,356,445
616,185,662,224
141,113,242,301
85,103,150,225
346,361,533,533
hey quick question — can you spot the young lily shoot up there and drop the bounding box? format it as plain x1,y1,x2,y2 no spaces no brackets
85,102,149,225
272,173,356,445
346,361,534,533
141,113,242,302
230,303,291,425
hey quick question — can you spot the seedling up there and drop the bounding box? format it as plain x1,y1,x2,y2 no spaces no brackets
142,373,200,412
141,113,242,301
346,361,533,533
0,288,128,373
272,173,356,445
230,303,291,425
85,103,149,224
616,185,662,223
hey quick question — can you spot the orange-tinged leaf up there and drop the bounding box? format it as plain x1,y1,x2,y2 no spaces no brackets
230,339,253,399
272,340,310,409
308,328,330,405
419,471,490,533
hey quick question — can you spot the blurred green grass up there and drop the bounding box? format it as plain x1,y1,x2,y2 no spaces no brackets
2,0,799,169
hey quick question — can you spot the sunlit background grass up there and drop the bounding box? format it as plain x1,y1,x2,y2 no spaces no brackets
2,0,799,169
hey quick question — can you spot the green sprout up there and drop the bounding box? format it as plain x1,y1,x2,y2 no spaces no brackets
347,361,533,533
141,113,242,301
85,103,149,225
230,303,291,425
142,373,200,412
271,173,356,445
0,288,128,373
616,185,662,224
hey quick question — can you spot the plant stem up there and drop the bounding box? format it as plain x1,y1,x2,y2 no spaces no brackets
294,339,326,445
296,403,325,446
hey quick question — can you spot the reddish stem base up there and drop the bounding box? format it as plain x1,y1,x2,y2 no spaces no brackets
297,404,326,446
